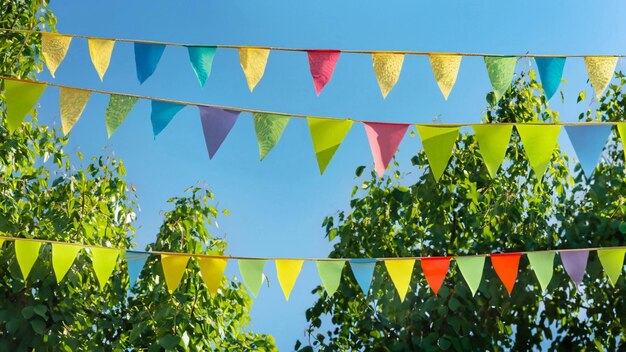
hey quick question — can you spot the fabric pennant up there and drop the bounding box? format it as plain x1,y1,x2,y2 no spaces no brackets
349,259,377,296
565,125,611,178
90,247,121,290
187,46,216,86
535,57,566,100
14,240,42,280
161,254,190,294
60,87,91,135
4,80,47,133
105,95,138,138
490,253,521,295
429,54,462,100
515,124,562,179
372,53,405,98
472,124,512,178
617,123,626,164
416,126,460,181
239,47,270,92
41,33,72,78
51,243,82,283
455,256,485,296
560,250,589,288
527,251,555,291
316,260,345,296
584,57,618,99
420,256,451,295
253,113,290,160
275,259,304,301
88,38,115,81
198,106,240,159
597,249,626,286
238,259,266,297
307,50,341,95
126,252,149,288
134,43,166,84
363,122,409,178
198,257,228,296
307,117,353,174
484,56,517,102
150,101,185,137
384,259,415,302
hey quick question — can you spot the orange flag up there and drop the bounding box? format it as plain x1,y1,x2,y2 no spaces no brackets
420,256,450,295
490,253,521,295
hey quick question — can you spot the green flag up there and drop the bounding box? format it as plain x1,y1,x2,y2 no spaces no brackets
415,125,459,181
307,118,353,174
527,251,555,291
455,256,485,296
105,95,138,138
484,57,517,102
238,259,266,297
4,80,47,133
316,260,345,296
473,124,512,178
52,243,83,283
253,113,290,160
616,123,626,164
597,249,626,286
90,247,121,289
515,124,561,180
15,240,42,280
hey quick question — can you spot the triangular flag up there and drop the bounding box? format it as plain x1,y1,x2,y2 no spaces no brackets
307,117,353,174
187,46,216,86
134,43,166,84
515,124,561,179
238,259,266,297
349,259,376,296
560,250,589,287
472,124,512,178
150,101,185,137
51,243,82,283
597,249,626,286
363,122,409,178
275,259,304,301
60,87,91,135
384,259,415,302
527,251,555,291
14,240,42,280
0,239,4,248
239,47,270,92
416,126,460,181
535,57,566,100
307,50,341,95
316,260,345,296
429,54,462,100
372,53,405,98
199,106,240,159
484,56,517,102
161,254,190,294
420,256,451,295
617,123,626,164
41,33,72,77
126,252,149,288
198,257,228,296
253,113,290,160
565,125,612,178
88,38,115,81
584,56,618,99
490,253,522,295
105,95,138,138
90,247,121,290
455,256,485,296
4,80,46,133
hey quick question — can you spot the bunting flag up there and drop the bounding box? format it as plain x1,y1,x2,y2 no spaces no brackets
3,80,47,133
535,57,566,100
134,43,166,84
597,249,626,286
363,122,409,178
41,33,72,78
161,254,190,294
105,94,138,138
151,101,185,137
416,126,460,181
316,260,345,296
472,124,512,178
429,54,462,100
51,243,82,283
307,117,353,174
420,256,450,295
372,53,404,98
90,247,120,290
384,259,415,302
515,124,562,179
187,46,216,86
527,251,555,291
126,252,149,287
560,250,589,287
275,259,304,300
349,259,376,296
584,56,618,99
617,123,626,164
455,256,485,296
198,257,228,296
14,240,42,280
490,253,521,295
239,47,270,92
565,125,612,178
238,259,266,297
307,50,341,95
484,56,517,102
199,106,240,159
88,38,115,81
253,113,290,160
60,87,91,135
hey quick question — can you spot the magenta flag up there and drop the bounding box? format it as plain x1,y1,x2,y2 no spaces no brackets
560,250,589,288
363,122,409,178
307,50,341,95
199,106,240,159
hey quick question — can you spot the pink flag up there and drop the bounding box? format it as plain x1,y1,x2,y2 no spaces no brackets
307,50,341,95
199,106,240,159
363,122,409,178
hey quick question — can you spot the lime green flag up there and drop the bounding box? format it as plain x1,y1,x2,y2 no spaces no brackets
105,95,138,138
238,259,266,297
597,249,626,286
14,240,42,280
307,117,353,174
527,251,555,291
161,254,190,294
52,243,83,283
473,124,512,178
253,113,290,160
455,256,485,296
90,247,121,289
616,123,626,164
515,124,561,180
415,125,460,181
4,80,47,133
316,260,345,296
484,56,517,102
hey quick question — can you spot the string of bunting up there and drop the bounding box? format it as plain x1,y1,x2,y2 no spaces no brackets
4,77,626,180
0,236,624,301
3,29,623,100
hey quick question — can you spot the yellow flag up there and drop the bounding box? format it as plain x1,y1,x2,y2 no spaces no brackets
90,247,120,289
584,57,618,99
88,38,115,81
429,54,462,100
372,53,405,98
41,33,72,77
60,87,91,135
161,254,190,294
198,257,228,296
52,243,82,283
275,259,304,300
239,47,270,92
15,240,42,280
384,259,415,302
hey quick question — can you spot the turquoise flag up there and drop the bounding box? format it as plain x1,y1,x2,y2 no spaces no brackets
565,125,611,178
535,57,565,100
151,101,185,137
126,252,149,288
135,43,166,83
187,46,216,86
349,259,376,296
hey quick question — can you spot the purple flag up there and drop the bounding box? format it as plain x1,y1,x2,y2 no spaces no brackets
199,106,240,159
560,250,589,287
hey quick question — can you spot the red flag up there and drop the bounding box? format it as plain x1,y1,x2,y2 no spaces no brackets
490,253,522,295
420,256,450,295
307,50,340,95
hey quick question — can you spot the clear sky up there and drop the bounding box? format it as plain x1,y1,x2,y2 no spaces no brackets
34,0,626,349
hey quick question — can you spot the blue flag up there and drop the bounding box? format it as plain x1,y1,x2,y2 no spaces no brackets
135,43,166,83
535,57,565,100
187,46,217,86
126,252,150,288
349,259,377,296
565,125,612,178
151,101,185,137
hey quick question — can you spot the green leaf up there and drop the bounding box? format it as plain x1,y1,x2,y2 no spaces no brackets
355,165,366,177
30,318,45,335
158,335,181,349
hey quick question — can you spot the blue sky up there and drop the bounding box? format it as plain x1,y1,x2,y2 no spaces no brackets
34,0,626,350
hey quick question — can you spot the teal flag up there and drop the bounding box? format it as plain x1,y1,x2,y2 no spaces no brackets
349,259,376,296
535,57,565,100
151,101,185,137
565,125,611,178
187,46,217,86
135,43,166,84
